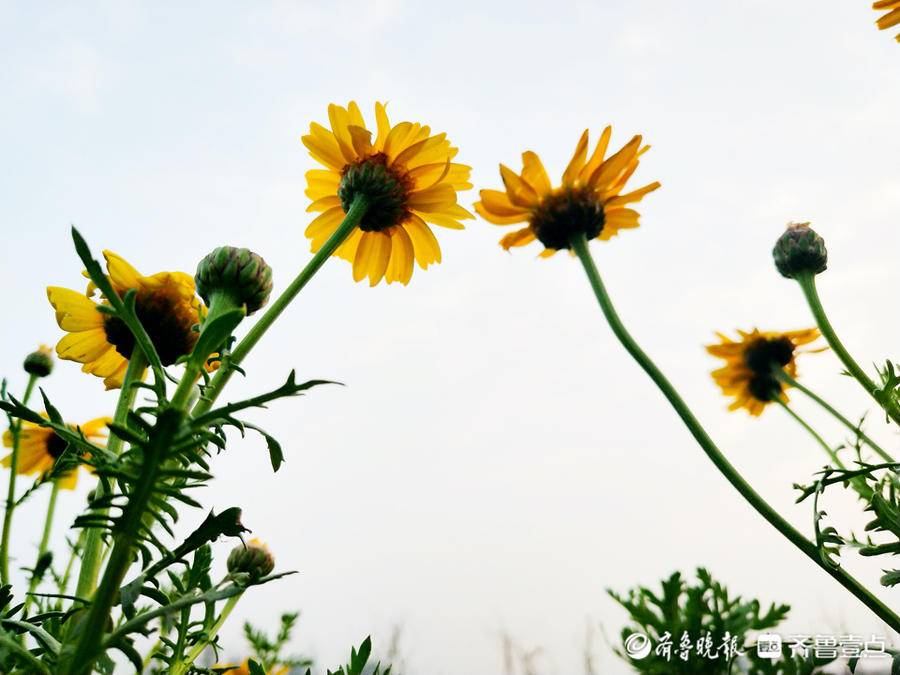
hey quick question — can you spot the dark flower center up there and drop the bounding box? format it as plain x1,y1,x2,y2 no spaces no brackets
529,187,605,250
339,153,413,233
744,337,795,402
45,432,68,460
103,292,199,366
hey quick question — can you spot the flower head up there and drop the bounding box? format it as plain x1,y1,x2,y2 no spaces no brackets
873,0,900,42
772,222,827,279
2,417,109,489
227,538,275,579
706,328,822,416
23,345,54,378
47,251,205,389
195,246,273,315
475,126,660,255
302,101,473,286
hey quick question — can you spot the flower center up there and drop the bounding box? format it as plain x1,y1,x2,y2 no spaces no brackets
338,153,412,232
744,337,795,402
45,432,68,460
529,187,605,250
103,292,199,366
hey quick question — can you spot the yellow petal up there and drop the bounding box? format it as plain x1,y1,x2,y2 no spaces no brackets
403,216,442,268
520,151,552,195
581,126,612,183
474,201,529,225
374,102,391,150
561,130,590,186
306,195,342,213
305,207,347,251
385,226,414,285
499,227,536,250
499,165,539,208
47,287,104,330
589,135,642,189
302,128,346,172
56,329,112,363
353,231,392,286
348,125,373,157
327,103,358,163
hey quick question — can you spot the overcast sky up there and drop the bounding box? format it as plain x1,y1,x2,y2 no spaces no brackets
1,1,899,673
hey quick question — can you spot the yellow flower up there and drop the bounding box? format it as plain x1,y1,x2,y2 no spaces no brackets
218,659,288,675
302,101,473,286
2,417,110,490
47,251,205,389
474,126,660,255
873,0,900,41
706,328,822,416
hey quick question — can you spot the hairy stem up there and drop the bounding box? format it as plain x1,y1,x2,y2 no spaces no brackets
169,593,242,675
73,351,146,603
63,408,185,675
0,373,38,585
570,233,900,632
795,273,900,426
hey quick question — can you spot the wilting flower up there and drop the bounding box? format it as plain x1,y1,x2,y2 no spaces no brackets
706,328,822,416
219,660,288,675
47,251,205,389
474,126,660,255
302,101,473,286
2,417,109,489
873,0,900,41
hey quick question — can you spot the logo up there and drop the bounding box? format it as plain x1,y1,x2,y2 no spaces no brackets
624,632,652,660
756,633,782,659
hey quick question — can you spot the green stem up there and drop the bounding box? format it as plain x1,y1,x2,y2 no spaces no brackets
22,479,61,616
59,529,86,597
73,350,145,603
795,273,900,426
777,400,846,468
569,233,900,632
169,593,242,675
0,373,38,586
194,195,369,416
775,369,895,463
63,408,185,675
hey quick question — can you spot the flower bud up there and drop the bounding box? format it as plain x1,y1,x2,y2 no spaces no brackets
23,345,54,378
195,247,273,316
772,222,827,279
227,538,274,579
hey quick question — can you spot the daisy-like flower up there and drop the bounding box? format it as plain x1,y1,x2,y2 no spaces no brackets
706,328,822,416
47,251,205,389
874,0,900,41
474,126,660,255
302,101,473,286
2,417,109,489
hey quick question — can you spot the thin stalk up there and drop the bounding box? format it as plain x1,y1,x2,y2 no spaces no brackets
795,273,900,426
194,195,369,416
775,369,895,463
58,529,86,596
776,400,846,469
569,233,900,632
169,593,241,675
22,479,61,616
0,373,38,585
73,350,146,603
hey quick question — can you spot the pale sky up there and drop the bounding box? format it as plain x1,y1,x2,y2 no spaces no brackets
1,1,899,673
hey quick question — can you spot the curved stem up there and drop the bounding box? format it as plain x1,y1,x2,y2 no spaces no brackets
795,273,900,426
569,233,900,632
169,593,242,675
775,369,895,463
73,350,146,604
193,195,369,416
1,373,38,585
22,479,61,616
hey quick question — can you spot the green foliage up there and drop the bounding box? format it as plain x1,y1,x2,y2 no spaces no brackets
609,568,832,674
242,612,312,671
